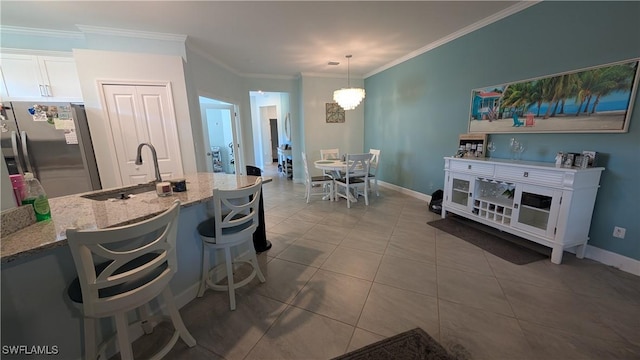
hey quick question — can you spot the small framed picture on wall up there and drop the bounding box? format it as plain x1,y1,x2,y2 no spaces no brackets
326,103,345,123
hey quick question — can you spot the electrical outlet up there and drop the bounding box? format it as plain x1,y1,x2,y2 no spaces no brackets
613,226,626,239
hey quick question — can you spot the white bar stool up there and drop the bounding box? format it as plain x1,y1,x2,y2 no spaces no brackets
197,178,266,310
66,200,196,360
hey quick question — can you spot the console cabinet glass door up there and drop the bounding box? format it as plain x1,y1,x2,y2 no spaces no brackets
511,184,562,239
446,173,474,212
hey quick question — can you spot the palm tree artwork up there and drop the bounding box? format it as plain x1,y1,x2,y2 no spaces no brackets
469,59,639,133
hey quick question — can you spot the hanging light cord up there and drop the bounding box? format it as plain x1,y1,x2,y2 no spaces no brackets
346,55,352,87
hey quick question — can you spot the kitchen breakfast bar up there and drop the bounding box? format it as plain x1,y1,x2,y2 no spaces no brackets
1,173,269,360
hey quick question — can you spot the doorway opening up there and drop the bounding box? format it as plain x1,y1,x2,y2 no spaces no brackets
199,96,242,175
269,118,279,163
249,91,291,171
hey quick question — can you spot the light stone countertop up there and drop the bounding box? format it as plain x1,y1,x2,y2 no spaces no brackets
1,173,266,264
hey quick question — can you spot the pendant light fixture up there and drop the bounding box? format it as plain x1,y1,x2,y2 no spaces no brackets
333,55,365,110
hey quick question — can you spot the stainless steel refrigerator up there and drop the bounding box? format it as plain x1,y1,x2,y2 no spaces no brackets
1,102,101,198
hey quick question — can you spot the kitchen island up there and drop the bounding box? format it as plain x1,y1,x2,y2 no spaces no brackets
1,172,269,360
1,172,266,263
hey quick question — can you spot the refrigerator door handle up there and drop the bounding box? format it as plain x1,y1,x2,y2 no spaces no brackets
10,130,24,174
20,131,35,175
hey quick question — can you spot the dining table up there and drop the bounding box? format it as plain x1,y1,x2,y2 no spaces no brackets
314,159,347,178
314,159,358,202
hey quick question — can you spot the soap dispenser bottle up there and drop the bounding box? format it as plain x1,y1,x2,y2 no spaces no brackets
21,172,51,222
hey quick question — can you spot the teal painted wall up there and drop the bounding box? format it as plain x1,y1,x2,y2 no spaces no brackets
364,1,640,260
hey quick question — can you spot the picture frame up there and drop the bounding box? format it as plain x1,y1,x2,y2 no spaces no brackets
326,102,345,123
468,59,640,134
582,151,598,167
456,133,487,158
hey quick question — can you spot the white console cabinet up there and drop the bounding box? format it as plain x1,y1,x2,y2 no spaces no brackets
442,157,604,264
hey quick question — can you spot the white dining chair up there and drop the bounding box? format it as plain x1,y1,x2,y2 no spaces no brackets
319,148,341,193
320,148,340,161
368,149,381,196
197,178,265,310
334,153,372,208
66,200,196,360
302,151,334,203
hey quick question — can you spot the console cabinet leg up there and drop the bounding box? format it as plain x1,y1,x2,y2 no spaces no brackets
551,246,564,264
575,244,587,259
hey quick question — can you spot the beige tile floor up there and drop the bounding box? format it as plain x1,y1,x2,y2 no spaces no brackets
135,164,640,360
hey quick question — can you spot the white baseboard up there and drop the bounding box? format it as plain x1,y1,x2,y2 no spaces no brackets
378,180,639,276
175,282,202,309
585,245,640,276
378,180,431,203
173,247,255,309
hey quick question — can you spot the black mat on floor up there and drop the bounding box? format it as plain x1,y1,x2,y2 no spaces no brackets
428,215,549,265
333,328,466,360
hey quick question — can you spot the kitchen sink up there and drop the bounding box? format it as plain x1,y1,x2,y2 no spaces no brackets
81,183,157,201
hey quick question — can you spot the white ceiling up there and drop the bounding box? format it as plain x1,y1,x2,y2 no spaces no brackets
0,1,532,78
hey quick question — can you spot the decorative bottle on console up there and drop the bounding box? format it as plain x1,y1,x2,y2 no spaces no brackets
21,172,51,222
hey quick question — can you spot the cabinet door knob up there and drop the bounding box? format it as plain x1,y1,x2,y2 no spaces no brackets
523,172,529,177
468,165,472,170
514,204,519,209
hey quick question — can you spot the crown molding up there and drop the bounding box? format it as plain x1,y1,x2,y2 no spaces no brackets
0,47,74,57
75,24,187,42
300,72,363,80
365,1,541,78
0,25,84,40
301,72,340,79
241,72,298,80
185,43,240,76
187,42,297,80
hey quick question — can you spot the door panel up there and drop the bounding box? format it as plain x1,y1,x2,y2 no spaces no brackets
141,93,172,163
445,173,474,213
38,57,82,100
103,87,151,184
511,184,561,239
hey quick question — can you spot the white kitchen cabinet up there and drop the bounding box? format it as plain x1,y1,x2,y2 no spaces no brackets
443,157,604,264
0,53,82,101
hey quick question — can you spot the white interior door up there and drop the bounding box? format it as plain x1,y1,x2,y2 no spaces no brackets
201,102,242,175
199,104,214,173
102,84,184,185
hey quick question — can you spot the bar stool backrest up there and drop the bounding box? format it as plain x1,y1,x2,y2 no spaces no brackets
210,178,262,243
66,200,181,318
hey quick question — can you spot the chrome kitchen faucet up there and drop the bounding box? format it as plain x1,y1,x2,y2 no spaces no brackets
135,143,162,183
